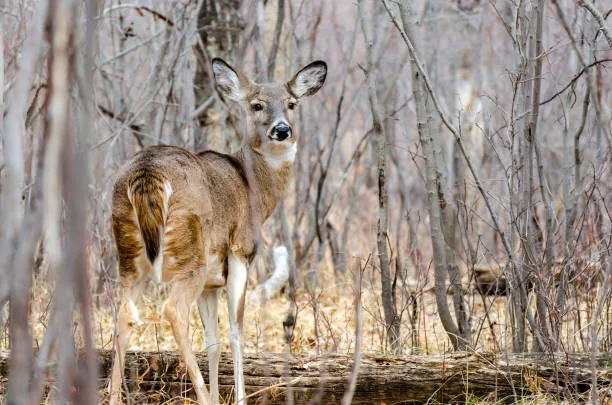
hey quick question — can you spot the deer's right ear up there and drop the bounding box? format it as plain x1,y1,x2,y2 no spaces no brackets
212,58,251,102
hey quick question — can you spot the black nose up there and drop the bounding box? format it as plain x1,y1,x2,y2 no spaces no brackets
272,123,291,141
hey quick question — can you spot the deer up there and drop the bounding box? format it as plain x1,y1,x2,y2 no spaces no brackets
108,57,327,405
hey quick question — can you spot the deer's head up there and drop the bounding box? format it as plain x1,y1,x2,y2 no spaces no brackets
212,58,327,160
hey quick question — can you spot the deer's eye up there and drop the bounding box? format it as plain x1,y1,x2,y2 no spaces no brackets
288,101,296,110
251,103,264,112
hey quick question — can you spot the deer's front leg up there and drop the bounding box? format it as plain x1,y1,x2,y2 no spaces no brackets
227,253,248,403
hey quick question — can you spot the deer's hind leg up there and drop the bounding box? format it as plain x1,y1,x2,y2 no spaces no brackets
163,272,210,404
109,260,147,405
109,212,150,405
162,213,211,404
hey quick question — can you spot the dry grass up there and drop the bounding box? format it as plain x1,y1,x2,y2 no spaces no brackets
87,263,506,357
3,253,603,358
2,253,609,405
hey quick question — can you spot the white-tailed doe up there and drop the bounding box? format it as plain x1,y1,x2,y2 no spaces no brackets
108,58,326,404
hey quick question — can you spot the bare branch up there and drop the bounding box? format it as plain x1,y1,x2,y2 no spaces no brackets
579,0,612,49
98,30,165,67
360,0,400,353
540,59,612,105
104,4,174,26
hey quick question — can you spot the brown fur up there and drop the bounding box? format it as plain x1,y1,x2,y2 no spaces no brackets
113,146,256,280
111,144,292,285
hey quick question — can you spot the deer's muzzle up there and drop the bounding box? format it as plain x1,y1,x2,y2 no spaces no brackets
270,122,292,141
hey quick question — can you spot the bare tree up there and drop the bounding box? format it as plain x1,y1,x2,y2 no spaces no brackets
393,0,471,350
359,0,402,354
2,1,51,403
1,1,98,404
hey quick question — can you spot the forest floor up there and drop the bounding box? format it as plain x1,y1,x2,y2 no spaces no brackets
2,259,608,404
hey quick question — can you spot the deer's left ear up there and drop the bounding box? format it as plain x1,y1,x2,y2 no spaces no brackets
287,61,327,98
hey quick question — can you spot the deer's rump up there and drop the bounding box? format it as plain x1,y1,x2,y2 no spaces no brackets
111,145,253,283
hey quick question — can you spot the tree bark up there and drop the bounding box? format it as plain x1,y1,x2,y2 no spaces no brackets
514,0,548,352
398,1,468,350
1,2,51,403
2,351,610,404
359,0,401,354
193,0,243,151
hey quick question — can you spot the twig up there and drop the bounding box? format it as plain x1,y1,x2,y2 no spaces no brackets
98,30,165,67
101,4,175,27
97,104,143,132
539,59,612,105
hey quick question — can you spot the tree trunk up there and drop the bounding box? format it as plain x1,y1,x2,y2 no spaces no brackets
398,1,468,350
193,0,243,151
3,351,610,404
1,2,51,404
359,0,401,354
514,0,548,352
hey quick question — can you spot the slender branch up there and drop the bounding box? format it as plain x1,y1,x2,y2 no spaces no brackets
341,257,367,405
309,16,359,259
579,0,612,49
100,4,175,26
314,92,343,244
381,0,458,138
98,30,165,67
97,104,144,132
487,0,518,47
540,59,612,105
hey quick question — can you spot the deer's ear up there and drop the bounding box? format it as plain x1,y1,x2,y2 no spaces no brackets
287,61,327,98
212,58,252,102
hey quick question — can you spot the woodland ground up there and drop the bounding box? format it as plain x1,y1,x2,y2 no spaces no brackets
2,259,608,404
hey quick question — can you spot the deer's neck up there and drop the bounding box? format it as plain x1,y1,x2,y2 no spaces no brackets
234,145,294,220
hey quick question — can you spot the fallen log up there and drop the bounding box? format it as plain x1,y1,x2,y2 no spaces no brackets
1,351,611,403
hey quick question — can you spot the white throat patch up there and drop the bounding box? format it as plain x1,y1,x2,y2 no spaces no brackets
259,143,297,169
